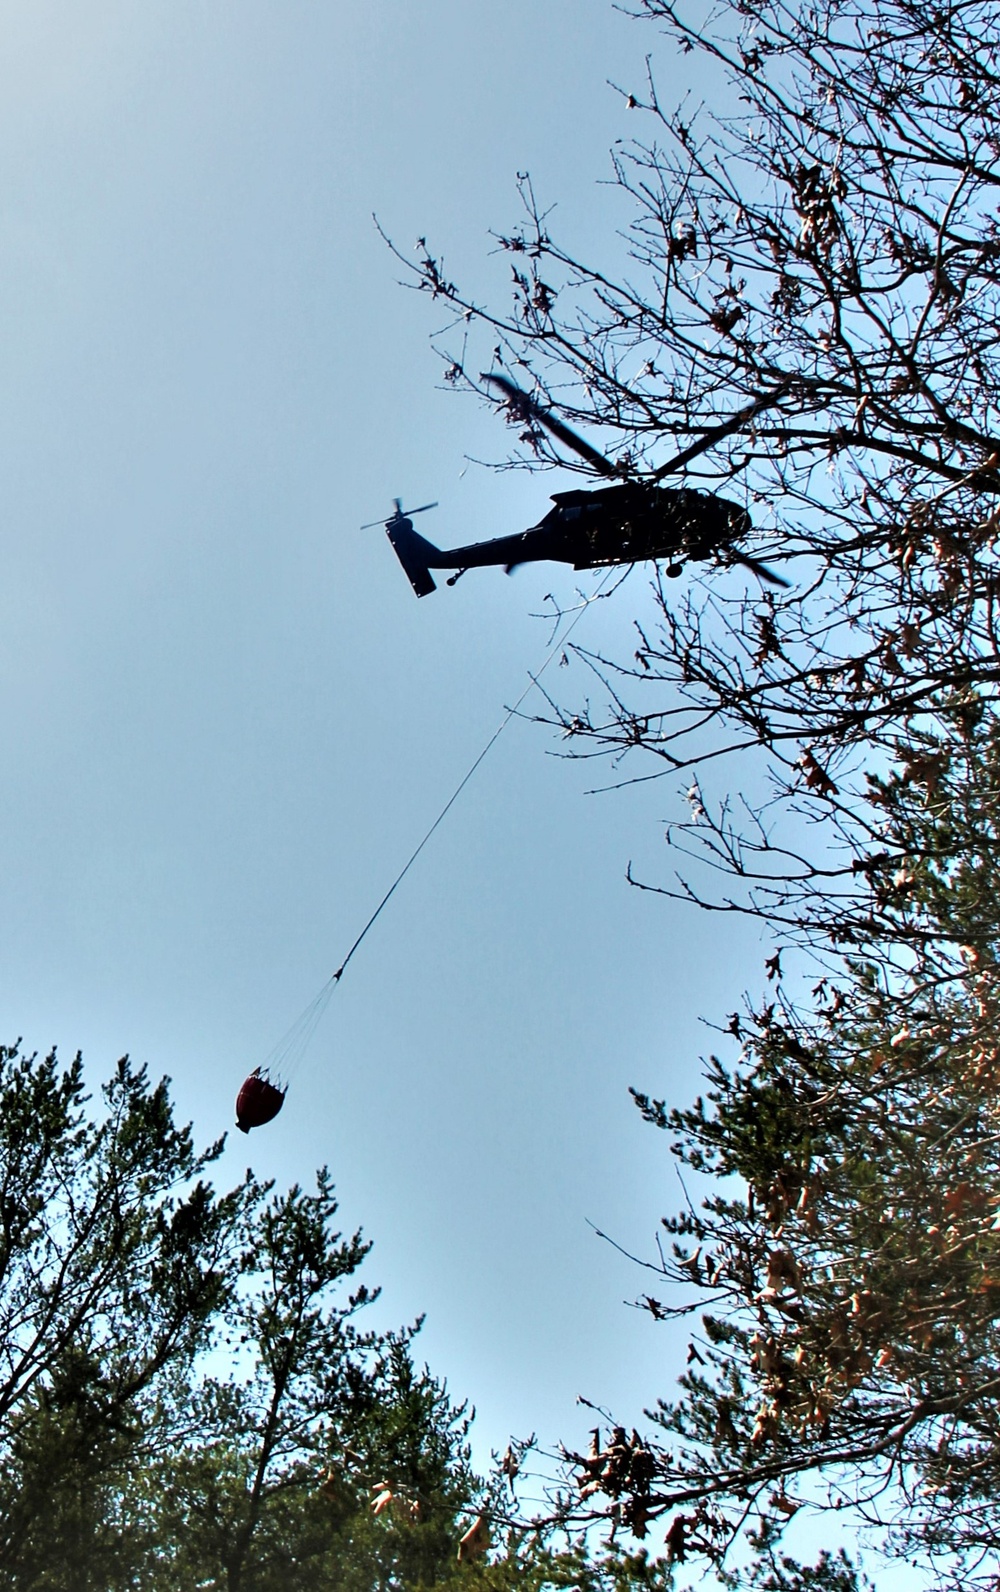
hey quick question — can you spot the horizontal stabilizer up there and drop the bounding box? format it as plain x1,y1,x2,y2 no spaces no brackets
387,516,438,597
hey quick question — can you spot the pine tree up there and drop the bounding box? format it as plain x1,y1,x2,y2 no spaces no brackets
568,711,1000,1587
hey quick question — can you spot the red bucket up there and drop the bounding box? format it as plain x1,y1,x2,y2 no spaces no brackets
235,1068,286,1133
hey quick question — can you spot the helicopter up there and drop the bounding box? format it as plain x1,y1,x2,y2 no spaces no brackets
382,373,787,595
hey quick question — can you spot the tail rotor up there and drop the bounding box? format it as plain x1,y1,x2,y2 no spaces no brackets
361,499,438,530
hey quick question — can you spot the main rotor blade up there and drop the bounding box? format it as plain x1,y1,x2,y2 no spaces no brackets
483,373,618,478
730,551,790,588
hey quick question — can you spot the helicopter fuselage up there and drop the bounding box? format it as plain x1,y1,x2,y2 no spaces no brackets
386,483,752,596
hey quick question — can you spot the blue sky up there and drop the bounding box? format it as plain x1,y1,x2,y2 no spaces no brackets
0,0,773,1488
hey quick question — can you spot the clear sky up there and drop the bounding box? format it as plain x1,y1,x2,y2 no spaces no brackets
0,0,770,1492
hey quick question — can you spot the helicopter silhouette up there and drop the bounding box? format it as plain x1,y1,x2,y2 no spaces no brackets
382,373,786,596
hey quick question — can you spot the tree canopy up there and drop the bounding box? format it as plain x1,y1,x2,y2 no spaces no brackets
0,1045,494,1591
617,716,1000,1589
